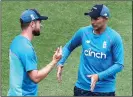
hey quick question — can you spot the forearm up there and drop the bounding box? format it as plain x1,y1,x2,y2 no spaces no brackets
97,63,124,81
57,46,71,66
35,60,57,83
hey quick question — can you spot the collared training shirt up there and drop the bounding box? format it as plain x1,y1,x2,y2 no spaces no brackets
57,25,124,92
8,35,38,96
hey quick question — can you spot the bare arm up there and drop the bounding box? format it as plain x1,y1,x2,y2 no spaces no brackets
28,46,62,83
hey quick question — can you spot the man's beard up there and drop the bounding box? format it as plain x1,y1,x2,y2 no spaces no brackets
32,29,40,36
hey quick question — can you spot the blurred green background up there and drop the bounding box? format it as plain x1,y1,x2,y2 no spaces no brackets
1,1,132,96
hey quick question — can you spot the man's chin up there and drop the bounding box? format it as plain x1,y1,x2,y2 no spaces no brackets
32,31,40,36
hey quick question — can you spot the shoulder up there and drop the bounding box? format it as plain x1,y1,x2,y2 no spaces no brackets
76,25,92,35
107,27,123,44
10,35,33,56
107,27,122,39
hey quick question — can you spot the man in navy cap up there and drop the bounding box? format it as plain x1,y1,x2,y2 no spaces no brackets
57,4,124,96
8,9,62,96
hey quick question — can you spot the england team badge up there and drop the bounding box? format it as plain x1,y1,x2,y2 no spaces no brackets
103,41,107,48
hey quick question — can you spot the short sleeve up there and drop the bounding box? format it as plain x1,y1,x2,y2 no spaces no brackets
20,46,38,72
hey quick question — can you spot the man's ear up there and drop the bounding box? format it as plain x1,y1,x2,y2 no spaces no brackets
30,21,35,28
106,18,109,23
104,17,108,23
105,17,109,20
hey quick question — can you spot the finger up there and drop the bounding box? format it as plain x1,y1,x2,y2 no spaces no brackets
54,47,59,52
58,46,62,57
90,77,96,92
57,74,62,83
55,47,59,55
57,47,60,53
90,81,96,92
57,73,62,83
57,72,61,81
87,75,92,78
57,66,62,82
60,46,62,55
56,46,62,56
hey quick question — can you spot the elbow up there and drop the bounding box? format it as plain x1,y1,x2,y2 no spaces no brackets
31,75,42,84
121,64,124,71
118,64,124,72
32,78,41,84
32,75,48,84
28,70,43,84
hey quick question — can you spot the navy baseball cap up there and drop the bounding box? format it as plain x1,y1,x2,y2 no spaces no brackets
84,4,110,19
20,9,48,23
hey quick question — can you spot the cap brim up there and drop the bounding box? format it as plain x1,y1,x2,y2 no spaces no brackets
39,16,48,20
84,11,100,19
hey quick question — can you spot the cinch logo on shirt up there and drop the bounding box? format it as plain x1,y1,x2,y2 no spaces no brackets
84,48,106,59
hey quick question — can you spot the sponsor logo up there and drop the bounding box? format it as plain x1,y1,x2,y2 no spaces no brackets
84,48,106,59
86,40,90,44
30,14,35,20
103,13,107,16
